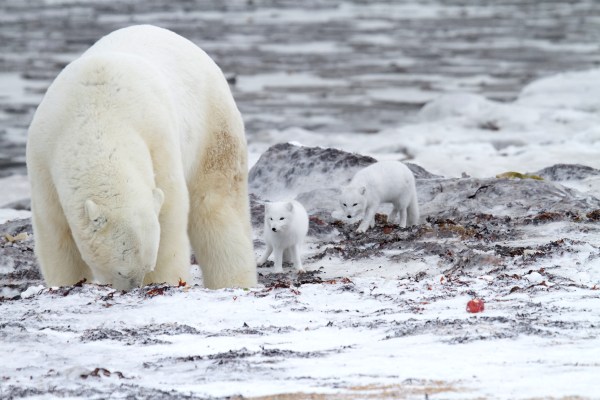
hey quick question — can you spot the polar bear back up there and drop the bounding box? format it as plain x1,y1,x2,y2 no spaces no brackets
84,25,244,178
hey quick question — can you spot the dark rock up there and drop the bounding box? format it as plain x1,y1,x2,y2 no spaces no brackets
248,143,376,205
248,143,438,214
249,144,600,221
405,162,443,179
418,176,600,218
1,198,31,211
534,164,600,181
0,218,41,296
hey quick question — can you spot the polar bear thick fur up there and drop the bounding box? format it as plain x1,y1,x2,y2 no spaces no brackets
26,25,257,290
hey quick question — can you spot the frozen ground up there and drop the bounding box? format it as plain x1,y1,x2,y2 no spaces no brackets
2,1,600,399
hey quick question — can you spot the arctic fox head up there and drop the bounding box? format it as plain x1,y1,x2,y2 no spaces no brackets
339,186,367,220
75,188,164,291
264,201,295,233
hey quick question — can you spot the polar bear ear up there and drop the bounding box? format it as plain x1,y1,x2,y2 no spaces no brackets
359,186,366,195
286,202,294,212
85,199,103,224
153,188,164,214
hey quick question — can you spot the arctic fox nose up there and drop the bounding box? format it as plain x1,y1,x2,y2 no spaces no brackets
347,215,352,219
272,227,277,232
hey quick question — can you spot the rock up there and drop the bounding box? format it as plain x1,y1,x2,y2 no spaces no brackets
534,164,600,181
1,198,31,211
248,143,376,210
418,176,600,219
248,143,441,213
249,143,600,220
0,218,41,296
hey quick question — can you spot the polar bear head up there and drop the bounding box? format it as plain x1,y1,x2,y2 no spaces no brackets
339,185,367,221
264,201,294,233
75,188,164,291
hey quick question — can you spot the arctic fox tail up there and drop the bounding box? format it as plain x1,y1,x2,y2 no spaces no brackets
407,192,420,226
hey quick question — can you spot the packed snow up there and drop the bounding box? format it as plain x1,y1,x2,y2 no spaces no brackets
2,66,599,399
1,1,600,399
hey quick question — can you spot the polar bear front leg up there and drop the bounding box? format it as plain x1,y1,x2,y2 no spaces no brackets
31,180,92,286
144,189,191,286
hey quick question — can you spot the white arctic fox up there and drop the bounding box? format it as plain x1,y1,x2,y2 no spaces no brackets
257,200,309,273
339,160,419,232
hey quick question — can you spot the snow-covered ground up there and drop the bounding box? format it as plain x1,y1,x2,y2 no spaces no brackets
2,1,600,399
2,66,600,399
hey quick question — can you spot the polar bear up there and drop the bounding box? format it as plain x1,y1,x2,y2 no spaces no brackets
339,160,419,233
26,25,257,290
257,200,309,273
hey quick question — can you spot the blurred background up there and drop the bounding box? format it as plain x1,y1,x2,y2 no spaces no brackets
2,0,600,178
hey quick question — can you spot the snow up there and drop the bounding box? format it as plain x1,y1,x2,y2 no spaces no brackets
0,208,30,224
2,65,600,400
2,4,600,399
1,274,598,399
247,69,600,182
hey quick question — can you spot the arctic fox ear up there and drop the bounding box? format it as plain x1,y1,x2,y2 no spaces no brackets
153,188,165,213
359,186,367,195
286,202,294,211
85,199,104,226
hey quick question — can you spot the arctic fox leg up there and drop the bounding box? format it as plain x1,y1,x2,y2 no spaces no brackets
390,202,401,224
272,247,284,273
358,205,377,233
407,195,420,226
257,244,273,266
289,245,305,273
399,207,408,228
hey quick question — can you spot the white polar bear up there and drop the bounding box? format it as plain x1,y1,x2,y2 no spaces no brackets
339,160,419,233
257,200,309,273
26,25,257,290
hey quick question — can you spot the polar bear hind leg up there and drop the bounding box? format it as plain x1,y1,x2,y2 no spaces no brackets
188,130,257,289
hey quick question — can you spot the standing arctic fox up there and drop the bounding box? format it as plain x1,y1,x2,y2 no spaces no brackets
257,201,309,273
339,161,419,232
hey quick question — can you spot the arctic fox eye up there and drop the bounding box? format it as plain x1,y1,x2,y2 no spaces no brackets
269,217,273,221
279,217,284,220
353,203,358,206
343,203,347,207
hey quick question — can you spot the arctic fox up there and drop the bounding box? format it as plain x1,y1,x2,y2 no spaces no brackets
257,200,309,273
339,160,419,232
